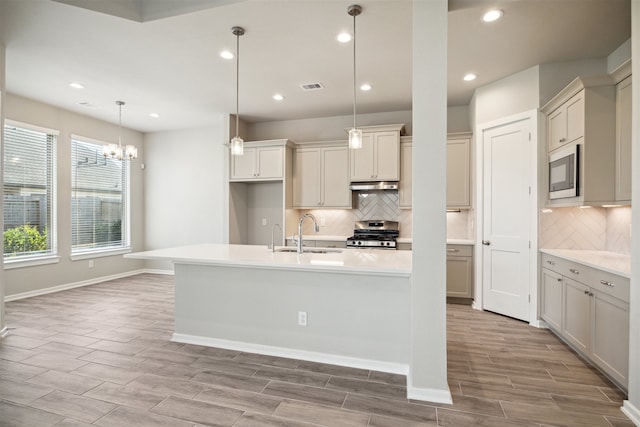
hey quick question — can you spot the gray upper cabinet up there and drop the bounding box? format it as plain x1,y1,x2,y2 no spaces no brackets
229,139,292,182
615,74,632,203
446,133,472,209
542,76,617,206
349,124,404,182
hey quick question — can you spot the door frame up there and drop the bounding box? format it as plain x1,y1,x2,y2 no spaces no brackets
473,109,542,327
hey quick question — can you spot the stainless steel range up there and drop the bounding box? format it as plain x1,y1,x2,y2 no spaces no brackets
346,220,399,249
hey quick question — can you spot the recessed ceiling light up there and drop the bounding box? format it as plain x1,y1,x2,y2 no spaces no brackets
69,82,85,89
482,9,503,23
149,113,160,118
337,32,352,43
220,50,234,60
273,94,285,101
463,73,477,82
360,83,372,91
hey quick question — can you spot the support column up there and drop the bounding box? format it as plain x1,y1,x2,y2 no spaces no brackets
408,0,451,403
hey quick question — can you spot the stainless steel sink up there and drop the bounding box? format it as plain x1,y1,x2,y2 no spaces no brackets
275,247,342,254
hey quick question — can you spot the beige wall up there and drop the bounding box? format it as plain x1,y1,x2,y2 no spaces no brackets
3,94,145,297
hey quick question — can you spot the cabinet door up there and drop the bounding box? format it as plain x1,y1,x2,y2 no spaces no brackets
541,268,563,331
615,76,632,202
321,146,351,208
374,131,400,180
446,256,473,298
256,147,284,179
350,133,375,181
293,148,321,208
399,142,412,208
565,92,585,145
563,277,590,355
230,147,257,180
591,290,629,388
446,137,470,208
548,108,566,152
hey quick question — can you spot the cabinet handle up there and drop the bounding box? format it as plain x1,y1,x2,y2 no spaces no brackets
599,280,615,288
557,278,562,282
546,260,555,266
569,268,579,275
559,137,567,143
482,240,491,246
589,292,594,297
447,249,460,253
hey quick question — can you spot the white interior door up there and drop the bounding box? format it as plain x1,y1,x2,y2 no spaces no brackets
482,118,531,321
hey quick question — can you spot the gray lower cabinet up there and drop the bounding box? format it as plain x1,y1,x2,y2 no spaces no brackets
446,245,473,298
540,252,629,390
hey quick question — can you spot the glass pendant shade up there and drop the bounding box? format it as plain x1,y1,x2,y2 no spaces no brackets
230,135,244,156
348,128,362,149
103,100,137,161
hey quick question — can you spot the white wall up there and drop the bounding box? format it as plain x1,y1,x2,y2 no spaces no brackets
608,38,632,73
3,94,146,297
624,1,640,423
143,121,226,269
247,107,471,142
408,0,450,403
0,43,5,333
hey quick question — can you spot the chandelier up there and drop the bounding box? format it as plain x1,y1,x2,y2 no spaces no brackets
102,101,137,160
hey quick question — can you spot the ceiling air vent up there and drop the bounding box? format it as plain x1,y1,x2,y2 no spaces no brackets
300,82,324,91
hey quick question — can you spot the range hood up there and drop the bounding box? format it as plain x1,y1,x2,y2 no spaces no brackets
349,181,399,191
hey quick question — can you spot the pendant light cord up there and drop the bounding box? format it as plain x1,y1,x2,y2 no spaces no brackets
352,11,357,130
235,30,240,139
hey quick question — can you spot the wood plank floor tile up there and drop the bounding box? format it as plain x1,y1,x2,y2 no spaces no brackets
150,395,244,426
28,389,116,423
0,399,64,426
273,399,370,426
1,273,633,427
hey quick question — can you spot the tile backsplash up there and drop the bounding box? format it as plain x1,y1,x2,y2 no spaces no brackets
298,190,474,240
539,206,631,254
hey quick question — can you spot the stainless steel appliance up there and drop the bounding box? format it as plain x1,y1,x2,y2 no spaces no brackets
549,144,579,199
346,220,399,249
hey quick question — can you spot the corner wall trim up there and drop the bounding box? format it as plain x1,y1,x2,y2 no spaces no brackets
4,269,151,302
621,401,640,426
406,386,453,404
172,333,409,375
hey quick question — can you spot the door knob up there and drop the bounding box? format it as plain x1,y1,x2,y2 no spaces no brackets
482,240,491,246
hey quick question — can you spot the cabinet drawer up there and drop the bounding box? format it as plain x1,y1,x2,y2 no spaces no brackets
589,270,629,303
446,245,472,257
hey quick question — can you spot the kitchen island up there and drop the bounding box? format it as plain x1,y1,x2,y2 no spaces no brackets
126,244,412,374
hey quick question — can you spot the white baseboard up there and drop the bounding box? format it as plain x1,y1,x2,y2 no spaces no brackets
5,269,150,302
172,333,409,375
530,319,548,329
622,400,640,426
406,385,453,404
142,268,174,275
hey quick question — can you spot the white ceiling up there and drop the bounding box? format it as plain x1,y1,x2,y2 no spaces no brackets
0,0,631,133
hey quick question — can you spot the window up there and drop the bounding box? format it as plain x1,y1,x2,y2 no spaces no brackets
3,122,57,261
71,137,130,255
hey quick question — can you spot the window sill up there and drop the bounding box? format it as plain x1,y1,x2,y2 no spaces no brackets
4,255,61,270
70,247,132,261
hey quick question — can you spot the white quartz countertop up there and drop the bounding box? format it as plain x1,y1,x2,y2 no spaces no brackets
540,249,631,278
126,244,412,277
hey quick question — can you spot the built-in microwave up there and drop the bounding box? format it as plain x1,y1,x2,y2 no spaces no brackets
549,144,579,199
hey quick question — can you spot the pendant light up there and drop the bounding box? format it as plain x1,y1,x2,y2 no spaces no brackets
102,101,138,160
230,26,245,156
348,4,363,149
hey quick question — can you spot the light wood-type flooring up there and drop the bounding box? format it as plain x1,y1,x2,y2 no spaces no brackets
0,273,634,426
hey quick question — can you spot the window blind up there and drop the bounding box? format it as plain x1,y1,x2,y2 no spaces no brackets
3,123,57,259
71,138,129,253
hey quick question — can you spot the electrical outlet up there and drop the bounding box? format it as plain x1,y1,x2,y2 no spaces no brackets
88,260,94,269
298,311,307,326
261,218,267,226
320,217,326,227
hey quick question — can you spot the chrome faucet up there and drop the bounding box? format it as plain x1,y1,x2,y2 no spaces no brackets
269,223,282,253
296,213,319,254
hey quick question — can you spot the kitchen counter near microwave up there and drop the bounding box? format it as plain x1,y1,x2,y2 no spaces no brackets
540,248,630,278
